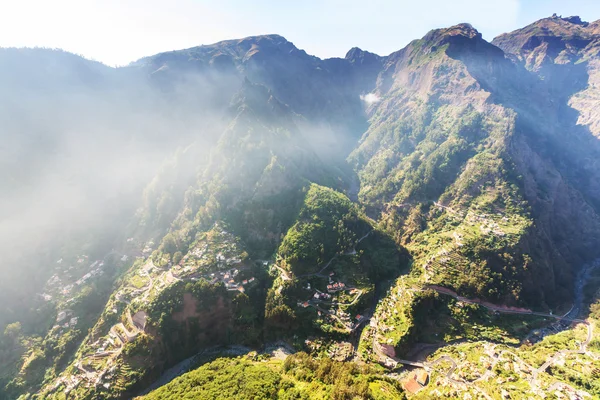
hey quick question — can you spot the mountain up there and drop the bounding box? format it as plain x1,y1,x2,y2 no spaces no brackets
493,15,600,137
2,16,600,400
352,22,600,307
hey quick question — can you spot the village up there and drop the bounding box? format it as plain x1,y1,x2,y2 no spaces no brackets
295,272,367,332
43,224,261,396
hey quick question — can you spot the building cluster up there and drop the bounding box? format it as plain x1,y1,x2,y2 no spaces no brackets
313,291,332,301
142,241,154,256
75,260,105,286
216,252,242,266
45,257,109,297
55,310,78,329
327,282,346,292
202,268,255,292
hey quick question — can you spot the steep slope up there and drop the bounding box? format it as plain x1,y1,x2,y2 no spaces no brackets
34,77,368,399
351,23,600,314
4,21,600,400
493,15,600,137
133,35,382,156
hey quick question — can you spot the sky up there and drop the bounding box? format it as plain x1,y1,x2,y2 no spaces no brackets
1,0,600,66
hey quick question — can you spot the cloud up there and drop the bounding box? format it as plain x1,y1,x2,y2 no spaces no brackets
360,92,380,105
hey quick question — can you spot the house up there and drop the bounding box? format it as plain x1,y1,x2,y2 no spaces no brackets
314,293,320,299
242,280,248,285
403,378,422,394
301,302,309,308
248,277,255,283
402,369,429,394
40,293,53,301
56,311,68,323
355,314,363,321
415,370,429,386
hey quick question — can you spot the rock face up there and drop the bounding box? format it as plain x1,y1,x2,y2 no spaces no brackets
493,15,600,137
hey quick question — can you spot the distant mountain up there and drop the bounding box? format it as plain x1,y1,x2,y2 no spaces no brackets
493,15,600,137
2,16,600,400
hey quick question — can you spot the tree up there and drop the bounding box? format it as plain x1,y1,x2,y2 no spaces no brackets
3,322,22,342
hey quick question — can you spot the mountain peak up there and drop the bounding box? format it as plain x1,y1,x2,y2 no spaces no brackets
491,14,600,73
423,23,482,42
549,14,589,26
344,47,382,65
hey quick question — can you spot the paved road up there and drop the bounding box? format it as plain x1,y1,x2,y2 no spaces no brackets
533,321,594,379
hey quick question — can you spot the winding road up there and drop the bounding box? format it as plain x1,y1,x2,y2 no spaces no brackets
370,259,599,397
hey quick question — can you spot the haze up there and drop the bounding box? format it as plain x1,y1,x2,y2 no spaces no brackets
0,0,598,66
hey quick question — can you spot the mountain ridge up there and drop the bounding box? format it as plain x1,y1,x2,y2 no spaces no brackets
2,15,600,400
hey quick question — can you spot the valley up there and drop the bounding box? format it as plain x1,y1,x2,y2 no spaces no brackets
2,12,600,400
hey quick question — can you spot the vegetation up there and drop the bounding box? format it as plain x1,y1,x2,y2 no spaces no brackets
278,184,370,276
142,353,406,400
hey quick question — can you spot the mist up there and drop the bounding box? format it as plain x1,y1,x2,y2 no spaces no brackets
0,48,240,328
0,37,376,331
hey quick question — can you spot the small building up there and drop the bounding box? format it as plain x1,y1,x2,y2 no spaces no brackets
415,370,429,386
70,317,78,326
403,370,429,394
56,311,68,323
302,302,309,308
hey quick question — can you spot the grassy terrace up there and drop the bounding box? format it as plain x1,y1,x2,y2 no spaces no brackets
405,300,600,399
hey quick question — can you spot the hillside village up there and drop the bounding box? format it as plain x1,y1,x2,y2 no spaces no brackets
39,223,260,397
